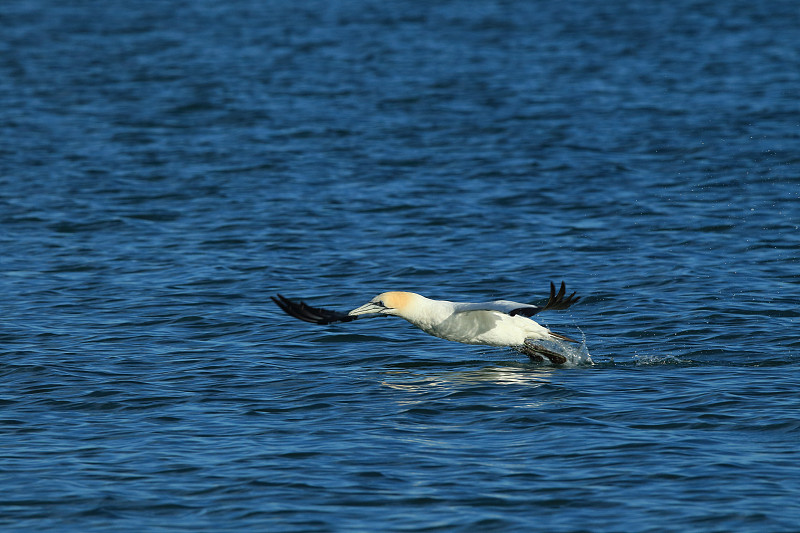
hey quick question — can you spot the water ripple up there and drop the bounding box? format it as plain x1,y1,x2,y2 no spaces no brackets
2,0,800,531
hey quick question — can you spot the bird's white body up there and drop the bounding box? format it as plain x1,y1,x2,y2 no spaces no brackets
349,291,554,348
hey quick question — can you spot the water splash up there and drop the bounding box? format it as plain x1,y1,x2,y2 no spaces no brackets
521,333,593,367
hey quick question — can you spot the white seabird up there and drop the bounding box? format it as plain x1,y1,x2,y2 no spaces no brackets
272,281,581,365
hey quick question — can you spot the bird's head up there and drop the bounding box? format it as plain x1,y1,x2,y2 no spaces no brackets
348,291,415,317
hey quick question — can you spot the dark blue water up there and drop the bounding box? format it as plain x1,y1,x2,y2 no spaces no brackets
2,0,799,530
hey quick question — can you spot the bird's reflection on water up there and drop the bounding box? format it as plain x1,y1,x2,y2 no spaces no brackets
382,365,552,389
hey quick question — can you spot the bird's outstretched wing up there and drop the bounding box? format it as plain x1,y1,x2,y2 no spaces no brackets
453,281,580,317
271,294,358,325
508,281,580,317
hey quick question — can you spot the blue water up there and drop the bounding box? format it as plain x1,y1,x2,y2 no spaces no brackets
2,0,799,530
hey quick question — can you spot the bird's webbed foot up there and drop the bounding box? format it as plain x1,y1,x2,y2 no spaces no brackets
520,341,568,365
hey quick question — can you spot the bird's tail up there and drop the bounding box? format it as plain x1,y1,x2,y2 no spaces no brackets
550,330,578,343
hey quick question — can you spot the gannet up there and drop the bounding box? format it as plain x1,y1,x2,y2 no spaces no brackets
272,281,581,365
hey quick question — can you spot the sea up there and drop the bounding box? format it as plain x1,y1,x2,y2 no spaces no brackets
1,0,799,531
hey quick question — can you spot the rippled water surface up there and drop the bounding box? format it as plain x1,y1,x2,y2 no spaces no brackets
2,0,799,531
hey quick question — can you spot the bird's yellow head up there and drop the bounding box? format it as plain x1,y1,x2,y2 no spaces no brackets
379,291,413,312
348,291,417,317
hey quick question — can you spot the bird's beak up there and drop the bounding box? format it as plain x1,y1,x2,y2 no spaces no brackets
348,302,386,316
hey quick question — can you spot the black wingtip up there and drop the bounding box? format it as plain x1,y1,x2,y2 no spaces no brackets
272,294,358,325
540,281,580,313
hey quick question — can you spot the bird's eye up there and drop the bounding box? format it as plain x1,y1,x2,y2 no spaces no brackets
378,300,385,307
